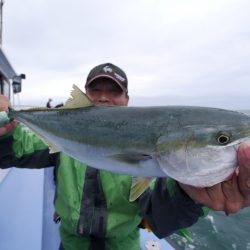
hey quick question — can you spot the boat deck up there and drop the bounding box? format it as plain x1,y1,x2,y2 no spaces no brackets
0,167,173,250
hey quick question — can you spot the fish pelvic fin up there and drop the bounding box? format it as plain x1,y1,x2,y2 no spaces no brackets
129,177,152,202
60,84,94,109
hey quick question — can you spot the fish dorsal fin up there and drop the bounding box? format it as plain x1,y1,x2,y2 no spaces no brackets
60,84,93,109
129,177,152,202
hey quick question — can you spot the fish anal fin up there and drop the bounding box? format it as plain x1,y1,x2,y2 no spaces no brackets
129,177,152,202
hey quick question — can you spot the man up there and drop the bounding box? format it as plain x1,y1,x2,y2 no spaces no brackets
46,98,52,108
0,63,250,250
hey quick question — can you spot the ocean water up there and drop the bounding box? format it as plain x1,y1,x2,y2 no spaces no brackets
168,108,250,250
168,208,250,250
241,110,250,116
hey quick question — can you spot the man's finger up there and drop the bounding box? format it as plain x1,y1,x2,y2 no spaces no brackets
205,184,225,211
178,183,212,207
222,174,244,214
237,144,250,206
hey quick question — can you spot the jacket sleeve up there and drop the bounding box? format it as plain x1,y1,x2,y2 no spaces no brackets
138,178,205,238
0,124,58,169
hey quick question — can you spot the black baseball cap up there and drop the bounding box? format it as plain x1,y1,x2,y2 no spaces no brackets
85,63,128,92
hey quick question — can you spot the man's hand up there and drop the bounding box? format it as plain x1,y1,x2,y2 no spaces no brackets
179,143,250,215
234,144,250,207
0,95,17,136
0,95,11,111
0,120,18,136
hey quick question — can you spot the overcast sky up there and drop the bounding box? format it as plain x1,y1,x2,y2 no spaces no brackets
2,0,250,109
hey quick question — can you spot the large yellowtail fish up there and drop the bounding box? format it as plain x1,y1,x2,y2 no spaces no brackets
7,85,250,200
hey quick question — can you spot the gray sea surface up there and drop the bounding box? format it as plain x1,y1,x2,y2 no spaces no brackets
239,110,250,116
169,208,250,250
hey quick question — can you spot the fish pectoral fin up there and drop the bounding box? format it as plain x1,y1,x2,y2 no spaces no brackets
108,153,152,164
129,177,152,202
60,84,94,109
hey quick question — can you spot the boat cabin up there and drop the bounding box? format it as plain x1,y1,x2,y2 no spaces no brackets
0,47,25,99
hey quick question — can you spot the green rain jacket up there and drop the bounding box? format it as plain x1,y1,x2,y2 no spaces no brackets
0,124,205,250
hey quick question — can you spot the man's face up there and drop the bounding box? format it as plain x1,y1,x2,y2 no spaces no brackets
85,78,129,107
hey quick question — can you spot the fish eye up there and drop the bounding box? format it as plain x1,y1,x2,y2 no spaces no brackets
217,133,231,145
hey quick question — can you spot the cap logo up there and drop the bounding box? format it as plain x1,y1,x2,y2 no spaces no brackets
114,72,125,82
102,65,126,82
103,66,113,73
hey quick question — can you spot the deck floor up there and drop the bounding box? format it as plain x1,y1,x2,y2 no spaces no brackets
0,167,173,250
